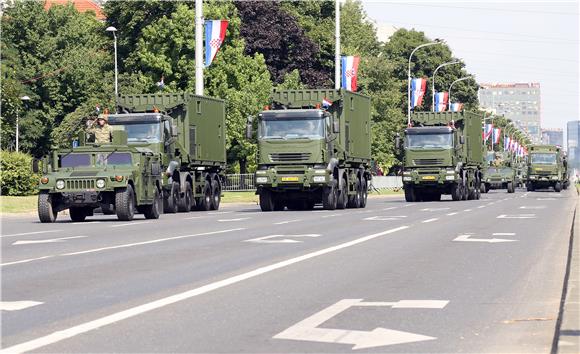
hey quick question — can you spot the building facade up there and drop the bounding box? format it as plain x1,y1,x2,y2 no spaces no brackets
567,121,580,175
542,128,564,147
479,83,541,143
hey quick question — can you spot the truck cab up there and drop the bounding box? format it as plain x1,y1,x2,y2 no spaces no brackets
526,145,564,192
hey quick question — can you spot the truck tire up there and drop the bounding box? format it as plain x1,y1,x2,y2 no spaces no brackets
38,192,58,223
467,187,476,200
451,183,462,201
526,183,535,192
273,195,284,211
164,182,179,214
404,185,416,202
461,183,468,200
210,179,221,210
178,181,193,212
480,183,487,194
347,179,361,208
475,187,481,200
337,177,348,210
143,188,161,219
101,203,115,215
323,179,338,210
554,182,562,192
197,180,212,211
259,189,275,212
69,207,89,222
507,182,515,193
115,185,135,221
360,176,368,208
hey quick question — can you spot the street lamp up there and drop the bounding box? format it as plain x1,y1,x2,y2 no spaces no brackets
407,40,442,125
105,26,118,103
16,95,30,152
432,60,461,112
448,76,473,106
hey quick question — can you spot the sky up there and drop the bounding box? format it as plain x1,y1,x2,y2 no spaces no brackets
361,0,579,133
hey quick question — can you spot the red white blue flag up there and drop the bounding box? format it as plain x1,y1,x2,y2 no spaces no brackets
205,20,228,67
410,78,427,109
450,102,463,112
483,123,493,142
322,97,333,108
434,92,449,112
341,56,360,91
504,136,511,151
493,128,501,144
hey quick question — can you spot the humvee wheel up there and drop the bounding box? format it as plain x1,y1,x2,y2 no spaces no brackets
507,182,515,193
323,179,338,210
143,188,161,219
38,192,57,223
554,182,562,192
69,207,88,222
210,179,221,210
197,180,212,211
178,181,193,212
115,185,135,221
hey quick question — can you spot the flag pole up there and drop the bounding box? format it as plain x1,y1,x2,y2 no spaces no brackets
195,0,203,95
335,0,340,90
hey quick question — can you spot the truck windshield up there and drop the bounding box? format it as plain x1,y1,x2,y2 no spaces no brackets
531,153,556,164
119,123,162,143
406,133,453,149
95,152,132,167
259,118,325,140
60,154,91,168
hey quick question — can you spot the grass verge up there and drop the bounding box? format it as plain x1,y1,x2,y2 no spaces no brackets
0,195,37,214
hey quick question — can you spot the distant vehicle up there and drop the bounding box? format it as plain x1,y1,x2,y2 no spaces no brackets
526,144,567,192
399,111,485,202
248,89,372,211
480,166,516,193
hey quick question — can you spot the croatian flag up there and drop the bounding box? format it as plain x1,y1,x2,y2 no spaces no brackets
410,78,427,109
434,92,449,112
483,123,493,142
205,20,228,67
341,56,360,91
504,136,511,151
322,98,333,108
492,128,501,144
450,102,463,112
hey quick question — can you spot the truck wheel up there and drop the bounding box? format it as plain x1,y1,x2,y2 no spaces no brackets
337,178,348,210
451,183,462,201
507,182,515,193
69,207,88,222
475,187,481,200
38,192,58,223
273,195,285,211
100,203,115,215
461,184,468,200
197,180,212,211
323,179,338,210
178,181,193,212
526,183,535,192
305,200,315,210
480,183,487,194
404,185,416,202
554,182,562,192
210,179,221,210
360,176,368,208
115,185,135,221
164,182,179,214
259,189,275,212
143,188,161,219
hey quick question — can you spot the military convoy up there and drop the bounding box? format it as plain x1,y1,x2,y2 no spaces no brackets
400,111,484,202
526,144,568,192
480,166,516,193
248,89,372,211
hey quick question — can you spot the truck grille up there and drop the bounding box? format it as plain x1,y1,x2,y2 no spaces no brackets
269,153,311,162
66,179,96,190
413,158,444,166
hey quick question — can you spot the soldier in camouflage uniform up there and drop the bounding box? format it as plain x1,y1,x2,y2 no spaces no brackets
87,114,113,143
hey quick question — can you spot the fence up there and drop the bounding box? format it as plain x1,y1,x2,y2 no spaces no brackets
224,173,256,192
369,176,403,191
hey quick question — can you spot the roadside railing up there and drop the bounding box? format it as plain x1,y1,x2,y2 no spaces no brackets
224,173,256,192
369,176,403,191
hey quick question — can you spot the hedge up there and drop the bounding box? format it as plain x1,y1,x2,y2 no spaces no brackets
0,150,39,196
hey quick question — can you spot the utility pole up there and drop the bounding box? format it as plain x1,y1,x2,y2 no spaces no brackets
335,0,340,90
195,0,204,95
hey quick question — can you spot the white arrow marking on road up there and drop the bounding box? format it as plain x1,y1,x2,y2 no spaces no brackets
274,299,448,350
364,216,407,221
12,236,87,246
497,214,536,219
244,234,321,244
453,234,517,243
0,301,43,311
0,230,63,239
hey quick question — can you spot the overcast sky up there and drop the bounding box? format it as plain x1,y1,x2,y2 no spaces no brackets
361,0,579,132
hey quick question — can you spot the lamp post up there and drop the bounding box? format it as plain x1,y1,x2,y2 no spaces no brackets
105,26,118,103
407,40,442,125
16,95,30,152
432,60,461,112
448,76,472,108
335,0,341,90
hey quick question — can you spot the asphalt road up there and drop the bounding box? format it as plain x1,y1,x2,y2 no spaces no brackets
1,188,576,353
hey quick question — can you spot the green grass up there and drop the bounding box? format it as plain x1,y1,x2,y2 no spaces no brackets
0,195,37,214
221,191,258,204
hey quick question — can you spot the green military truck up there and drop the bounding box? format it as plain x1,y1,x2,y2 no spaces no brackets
480,166,516,193
526,144,566,192
248,89,372,211
35,131,163,222
113,93,226,212
400,111,484,202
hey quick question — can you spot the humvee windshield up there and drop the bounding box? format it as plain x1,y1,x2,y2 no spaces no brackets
406,133,453,149
531,153,556,164
96,152,132,167
259,117,325,140
61,154,91,168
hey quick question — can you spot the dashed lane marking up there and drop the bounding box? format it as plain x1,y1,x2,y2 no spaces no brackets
217,218,250,222
446,212,458,216
0,301,44,311
422,218,439,223
111,221,152,228
1,230,63,239
274,219,302,225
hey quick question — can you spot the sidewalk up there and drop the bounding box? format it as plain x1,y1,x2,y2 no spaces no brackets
555,195,580,353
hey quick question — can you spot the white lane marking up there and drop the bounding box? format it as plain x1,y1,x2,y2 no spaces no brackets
382,207,398,211
364,216,407,221
0,230,63,239
71,221,102,225
274,299,447,349
184,216,207,220
463,209,472,212
519,206,546,209
446,212,458,216
420,207,450,211
422,218,438,223
537,198,556,201
110,221,151,228
207,211,232,215
322,214,341,218
497,214,536,219
217,218,250,222
0,301,44,311
493,233,516,236
12,236,87,246
274,219,302,225
453,234,517,243
313,210,331,213
1,229,244,267
0,226,409,354
477,205,485,209
244,234,320,244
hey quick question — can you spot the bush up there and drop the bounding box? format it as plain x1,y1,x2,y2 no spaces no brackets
0,150,39,196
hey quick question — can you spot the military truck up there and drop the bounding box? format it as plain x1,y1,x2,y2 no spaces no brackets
526,144,566,192
113,93,226,212
248,89,372,211
399,111,484,202
35,131,163,222
480,166,516,193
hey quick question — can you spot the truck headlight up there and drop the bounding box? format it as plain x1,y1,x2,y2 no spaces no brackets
96,179,106,188
314,169,326,174
403,171,411,176
256,177,268,183
501,178,505,182
56,180,65,190
552,176,558,180
256,170,267,175
313,176,326,183
403,176,412,181
446,169,455,174
445,175,455,181
530,176,536,179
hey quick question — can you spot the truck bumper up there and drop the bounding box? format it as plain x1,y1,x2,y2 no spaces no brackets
255,168,330,190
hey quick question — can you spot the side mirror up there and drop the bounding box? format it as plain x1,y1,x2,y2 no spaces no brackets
333,118,340,134
460,136,465,144
32,159,40,173
246,123,253,140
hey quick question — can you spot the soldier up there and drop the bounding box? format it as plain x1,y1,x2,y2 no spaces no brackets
87,114,113,143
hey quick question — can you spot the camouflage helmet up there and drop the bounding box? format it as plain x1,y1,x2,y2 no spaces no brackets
97,114,108,122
